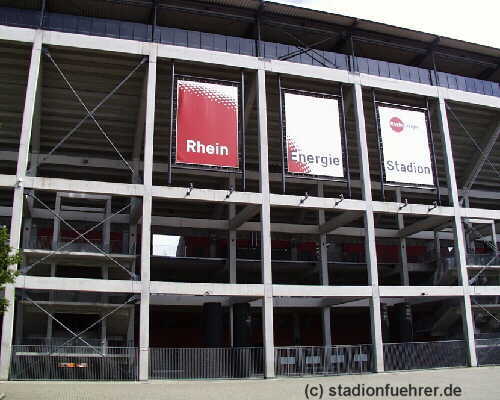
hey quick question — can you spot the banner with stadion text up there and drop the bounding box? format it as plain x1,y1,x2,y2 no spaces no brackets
378,106,435,186
176,80,239,168
284,92,344,178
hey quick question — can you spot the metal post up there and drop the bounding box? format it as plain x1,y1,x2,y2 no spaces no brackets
396,188,409,286
257,69,275,378
0,31,42,380
139,46,157,381
436,96,477,367
228,175,237,346
352,83,384,372
52,194,61,250
318,183,332,347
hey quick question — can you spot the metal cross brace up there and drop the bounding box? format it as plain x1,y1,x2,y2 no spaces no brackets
268,26,336,68
280,36,336,64
23,192,138,280
49,294,138,355
22,292,104,357
471,297,500,324
26,49,148,177
446,103,500,193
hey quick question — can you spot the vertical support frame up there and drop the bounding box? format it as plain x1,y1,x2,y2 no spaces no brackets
168,61,175,185
425,97,442,205
139,45,157,381
257,69,275,378
372,89,386,201
352,83,384,373
240,70,247,192
436,95,477,367
0,31,43,380
277,74,286,194
339,84,352,199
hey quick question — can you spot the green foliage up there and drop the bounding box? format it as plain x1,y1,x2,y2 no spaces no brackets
0,226,21,313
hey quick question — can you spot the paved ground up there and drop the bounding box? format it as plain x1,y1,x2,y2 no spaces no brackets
0,366,498,400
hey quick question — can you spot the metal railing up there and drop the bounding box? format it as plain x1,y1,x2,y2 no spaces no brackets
149,347,264,380
467,253,500,267
32,235,124,254
275,345,373,377
20,337,134,348
10,345,139,380
383,340,468,371
476,338,500,366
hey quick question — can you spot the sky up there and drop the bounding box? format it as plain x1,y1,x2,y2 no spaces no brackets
275,0,499,49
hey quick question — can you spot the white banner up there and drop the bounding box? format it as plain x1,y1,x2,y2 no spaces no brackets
378,106,435,186
284,92,344,178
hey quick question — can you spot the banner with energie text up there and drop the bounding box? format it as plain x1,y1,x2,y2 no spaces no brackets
284,92,344,178
176,80,239,168
378,106,435,186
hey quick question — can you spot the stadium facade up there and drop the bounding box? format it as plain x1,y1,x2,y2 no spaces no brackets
0,0,499,381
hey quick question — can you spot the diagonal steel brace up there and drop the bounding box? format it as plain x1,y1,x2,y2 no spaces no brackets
26,192,138,280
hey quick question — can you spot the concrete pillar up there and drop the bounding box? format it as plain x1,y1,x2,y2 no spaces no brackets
352,83,384,372
318,183,332,347
256,69,275,378
437,96,477,367
138,45,157,381
0,31,42,380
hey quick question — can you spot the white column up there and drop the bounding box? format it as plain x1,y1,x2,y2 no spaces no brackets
0,31,43,380
257,69,275,378
437,96,477,367
139,45,157,381
352,83,384,372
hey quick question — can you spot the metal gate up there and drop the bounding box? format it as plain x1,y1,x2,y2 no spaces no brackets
10,345,139,380
149,347,264,380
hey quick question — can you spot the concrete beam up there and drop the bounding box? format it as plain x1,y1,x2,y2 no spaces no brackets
228,205,260,230
372,201,454,217
15,276,140,293
270,193,366,212
379,286,463,297
150,282,264,297
24,176,144,197
318,211,363,234
0,25,499,110
152,186,262,205
398,216,451,238
273,285,372,297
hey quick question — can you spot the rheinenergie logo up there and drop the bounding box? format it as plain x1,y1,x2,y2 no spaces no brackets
389,116,404,132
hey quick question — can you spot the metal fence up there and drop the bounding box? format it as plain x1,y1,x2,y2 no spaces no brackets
476,338,500,366
149,347,264,380
384,340,468,371
275,345,373,377
10,345,139,381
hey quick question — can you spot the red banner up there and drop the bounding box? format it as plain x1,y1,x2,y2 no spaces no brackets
175,80,239,168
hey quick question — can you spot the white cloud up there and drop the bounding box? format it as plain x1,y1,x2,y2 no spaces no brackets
274,0,499,48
